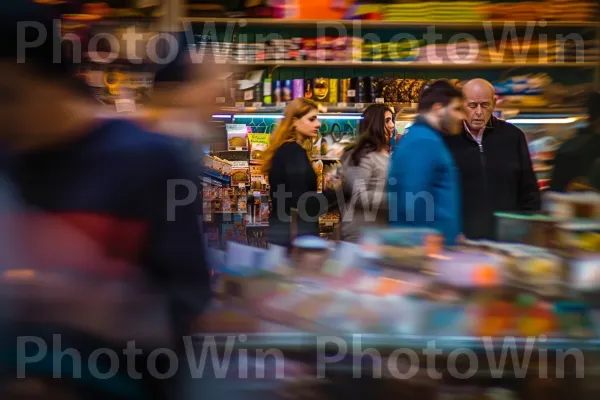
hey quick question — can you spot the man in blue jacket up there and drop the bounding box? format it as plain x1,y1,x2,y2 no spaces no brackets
388,80,466,245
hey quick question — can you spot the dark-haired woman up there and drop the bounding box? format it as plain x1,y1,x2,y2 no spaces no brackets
339,104,395,242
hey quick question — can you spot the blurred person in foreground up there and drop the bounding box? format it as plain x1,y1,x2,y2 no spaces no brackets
339,104,394,242
588,159,600,192
388,80,464,245
444,78,540,240
262,98,322,247
0,2,211,399
550,92,600,192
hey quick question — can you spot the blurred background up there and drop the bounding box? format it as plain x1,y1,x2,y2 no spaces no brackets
6,1,600,400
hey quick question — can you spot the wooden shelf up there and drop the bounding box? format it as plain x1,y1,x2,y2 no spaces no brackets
183,17,599,28
211,60,599,68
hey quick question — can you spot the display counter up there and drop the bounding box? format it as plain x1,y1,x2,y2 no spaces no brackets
197,190,600,398
199,211,600,349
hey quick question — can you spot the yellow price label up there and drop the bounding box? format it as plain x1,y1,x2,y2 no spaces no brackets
248,134,270,145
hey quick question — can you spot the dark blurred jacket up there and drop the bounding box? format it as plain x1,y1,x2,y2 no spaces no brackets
444,116,541,240
0,119,211,399
268,142,320,247
550,127,600,192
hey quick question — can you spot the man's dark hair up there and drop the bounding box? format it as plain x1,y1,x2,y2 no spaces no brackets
0,1,72,78
0,0,97,97
417,79,464,113
587,91,600,124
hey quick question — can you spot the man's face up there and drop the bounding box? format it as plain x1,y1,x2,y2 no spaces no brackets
0,62,66,143
438,98,466,135
464,84,496,131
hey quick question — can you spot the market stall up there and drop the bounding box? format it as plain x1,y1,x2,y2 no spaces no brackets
193,0,598,246
197,192,600,400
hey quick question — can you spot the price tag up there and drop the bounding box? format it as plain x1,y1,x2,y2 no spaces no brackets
375,98,385,104
252,102,263,108
253,191,261,197
232,161,249,169
248,134,270,145
337,102,348,108
355,103,365,109
244,90,253,101
347,89,356,97
238,183,246,188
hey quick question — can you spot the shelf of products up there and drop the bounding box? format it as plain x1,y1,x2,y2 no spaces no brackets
206,65,591,243
202,118,356,248
186,0,600,22
184,17,600,28
216,70,595,110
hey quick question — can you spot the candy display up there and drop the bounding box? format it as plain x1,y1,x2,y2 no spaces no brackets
382,2,489,22
545,192,600,220
224,72,594,111
203,186,247,214
347,0,598,22
434,251,504,289
557,221,600,252
214,229,600,341
360,227,445,267
204,34,599,65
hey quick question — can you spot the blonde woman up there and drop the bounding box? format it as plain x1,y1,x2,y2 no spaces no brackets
262,98,322,247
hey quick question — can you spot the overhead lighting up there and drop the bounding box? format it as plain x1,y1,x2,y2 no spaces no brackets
321,115,362,120
231,114,282,119
228,114,363,120
508,117,579,124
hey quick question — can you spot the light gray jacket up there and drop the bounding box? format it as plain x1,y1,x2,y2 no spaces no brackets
338,150,390,242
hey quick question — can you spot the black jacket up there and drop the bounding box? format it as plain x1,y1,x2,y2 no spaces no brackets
550,127,600,192
444,117,541,240
268,142,321,247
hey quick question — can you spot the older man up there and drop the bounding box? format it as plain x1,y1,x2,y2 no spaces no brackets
443,78,541,240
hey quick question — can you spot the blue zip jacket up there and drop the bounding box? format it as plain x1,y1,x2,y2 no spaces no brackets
388,116,461,245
